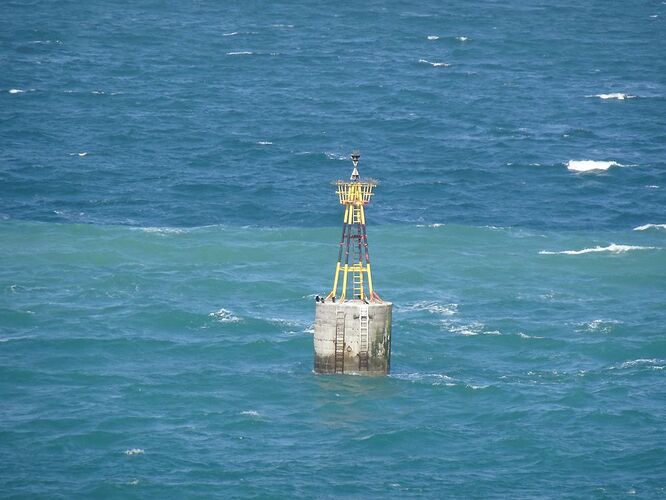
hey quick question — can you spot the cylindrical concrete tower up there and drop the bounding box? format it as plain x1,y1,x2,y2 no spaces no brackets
314,151,392,376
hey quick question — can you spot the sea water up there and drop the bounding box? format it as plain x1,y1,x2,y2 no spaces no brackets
1,0,665,497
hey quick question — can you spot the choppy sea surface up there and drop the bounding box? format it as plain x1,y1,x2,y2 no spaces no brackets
2,0,665,497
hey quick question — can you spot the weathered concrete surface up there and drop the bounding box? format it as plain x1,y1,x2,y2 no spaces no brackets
313,301,392,375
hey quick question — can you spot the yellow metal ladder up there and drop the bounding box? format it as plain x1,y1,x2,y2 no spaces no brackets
352,272,364,300
351,206,361,224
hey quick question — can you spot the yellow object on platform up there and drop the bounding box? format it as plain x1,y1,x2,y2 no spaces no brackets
336,180,376,205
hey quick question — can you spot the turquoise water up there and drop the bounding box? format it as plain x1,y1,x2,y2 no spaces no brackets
2,0,666,498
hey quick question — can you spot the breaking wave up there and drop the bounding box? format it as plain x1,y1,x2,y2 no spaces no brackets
124,448,144,456
566,160,622,172
577,319,621,334
633,224,666,231
209,308,241,322
419,59,450,67
587,93,636,100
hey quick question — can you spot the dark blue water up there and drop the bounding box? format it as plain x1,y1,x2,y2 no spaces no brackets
1,0,665,497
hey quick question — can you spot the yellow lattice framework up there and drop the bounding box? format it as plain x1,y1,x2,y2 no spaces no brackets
326,152,382,303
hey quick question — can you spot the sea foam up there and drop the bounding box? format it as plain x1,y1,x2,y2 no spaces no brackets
539,244,656,255
566,160,622,172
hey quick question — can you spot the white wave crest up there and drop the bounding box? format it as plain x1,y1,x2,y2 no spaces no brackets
447,321,484,336
567,160,622,172
633,224,666,231
226,51,253,55
138,227,185,234
456,36,468,41
241,410,260,417
518,332,543,339
588,93,636,100
9,89,24,94
257,141,272,145
467,384,489,390
124,448,144,456
419,59,450,67
578,319,621,334
427,35,439,40
539,244,656,255
223,32,239,36
31,39,62,45
325,152,348,161
612,359,665,370
401,301,458,316
209,308,240,322
391,372,454,385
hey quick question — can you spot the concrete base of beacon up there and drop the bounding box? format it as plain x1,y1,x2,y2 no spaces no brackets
314,301,392,376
